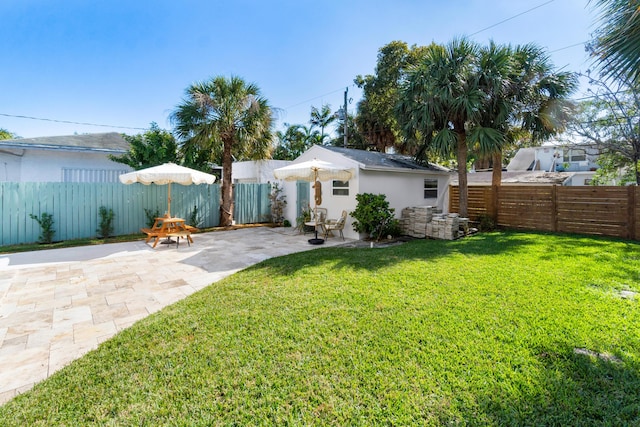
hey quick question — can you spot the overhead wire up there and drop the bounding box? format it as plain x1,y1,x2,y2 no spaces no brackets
0,112,148,131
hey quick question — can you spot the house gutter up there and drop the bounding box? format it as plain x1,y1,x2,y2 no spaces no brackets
360,166,453,174
0,143,126,154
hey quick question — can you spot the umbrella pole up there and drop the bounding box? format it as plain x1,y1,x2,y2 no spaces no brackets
168,182,172,217
308,168,324,245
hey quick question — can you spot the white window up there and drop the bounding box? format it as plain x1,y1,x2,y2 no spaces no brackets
563,149,586,163
332,180,349,196
424,178,438,198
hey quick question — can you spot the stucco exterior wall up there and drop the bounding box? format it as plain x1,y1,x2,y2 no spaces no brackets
232,160,291,184
0,149,130,182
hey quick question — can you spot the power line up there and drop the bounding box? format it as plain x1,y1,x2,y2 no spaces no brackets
0,113,148,131
283,86,355,110
469,0,556,37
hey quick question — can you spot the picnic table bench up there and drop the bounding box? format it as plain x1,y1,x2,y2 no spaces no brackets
141,216,197,248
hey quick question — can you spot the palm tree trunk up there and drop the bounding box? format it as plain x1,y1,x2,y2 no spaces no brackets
491,151,502,187
491,151,502,222
220,139,234,226
456,131,468,218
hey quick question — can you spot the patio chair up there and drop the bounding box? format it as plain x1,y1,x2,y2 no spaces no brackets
324,210,347,240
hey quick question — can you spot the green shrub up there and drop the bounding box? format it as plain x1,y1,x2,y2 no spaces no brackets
477,213,497,232
189,205,201,228
29,212,55,244
97,206,115,239
144,208,161,228
350,193,397,241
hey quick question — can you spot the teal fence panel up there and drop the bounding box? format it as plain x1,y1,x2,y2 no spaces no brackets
234,183,271,224
0,182,222,246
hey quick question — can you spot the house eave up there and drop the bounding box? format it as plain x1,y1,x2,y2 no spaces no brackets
0,142,126,154
360,165,453,175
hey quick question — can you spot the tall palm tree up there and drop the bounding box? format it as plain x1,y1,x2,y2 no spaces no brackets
478,44,577,188
309,104,335,143
397,38,501,217
590,0,640,85
171,76,274,226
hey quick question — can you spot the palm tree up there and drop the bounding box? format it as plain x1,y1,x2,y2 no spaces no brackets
590,0,640,85
478,44,577,188
397,38,497,217
397,39,577,217
309,104,335,143
171,76,274,226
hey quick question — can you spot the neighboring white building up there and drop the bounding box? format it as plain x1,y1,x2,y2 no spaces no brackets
0,133,132,182
232,159,291,184
276,145,453,240
507,144,600,186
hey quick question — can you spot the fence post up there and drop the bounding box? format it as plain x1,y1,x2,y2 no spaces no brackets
629,186,636,240
551,185,558,232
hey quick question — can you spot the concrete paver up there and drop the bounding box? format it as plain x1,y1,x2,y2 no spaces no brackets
0,226,350,405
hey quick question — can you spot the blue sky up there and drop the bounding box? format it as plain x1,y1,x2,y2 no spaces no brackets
1,0,596,139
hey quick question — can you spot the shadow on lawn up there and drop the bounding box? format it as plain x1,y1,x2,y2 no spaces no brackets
253,231,537,276
474,346,640,425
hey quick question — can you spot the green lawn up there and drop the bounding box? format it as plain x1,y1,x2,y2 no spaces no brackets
1,231,638,426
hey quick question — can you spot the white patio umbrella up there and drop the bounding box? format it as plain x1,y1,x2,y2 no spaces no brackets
119,162,216,217
274,158,353,243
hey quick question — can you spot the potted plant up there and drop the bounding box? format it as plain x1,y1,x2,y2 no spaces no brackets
296,206,313,233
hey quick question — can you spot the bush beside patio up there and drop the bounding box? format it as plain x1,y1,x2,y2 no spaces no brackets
0,232,638,425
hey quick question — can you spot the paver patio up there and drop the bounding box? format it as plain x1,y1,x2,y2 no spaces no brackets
0,227,351,405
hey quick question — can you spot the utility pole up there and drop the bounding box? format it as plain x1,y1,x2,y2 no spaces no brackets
343,87,348,148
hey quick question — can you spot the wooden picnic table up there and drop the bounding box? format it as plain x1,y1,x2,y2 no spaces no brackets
141,216,195,248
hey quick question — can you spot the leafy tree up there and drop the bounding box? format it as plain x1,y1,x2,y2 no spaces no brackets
171,75,274,226
355,41,430,153
109,123,178,170
570,72,640,184
329,112,367,149
589,0,640,86
0,128,17,140
273,123,315,160
309,104,335,144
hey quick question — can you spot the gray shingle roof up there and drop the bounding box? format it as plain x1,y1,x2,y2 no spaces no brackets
323,146,451,172
0,132,130,154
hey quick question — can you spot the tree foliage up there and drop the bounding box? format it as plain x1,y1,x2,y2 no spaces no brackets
273,124,316,160
171,75,274,226
570,72,640,184
396,38,576,217
589,0,640,86
109,123,178,170
355,41,430,153
309,104,335,144
0,128,17,140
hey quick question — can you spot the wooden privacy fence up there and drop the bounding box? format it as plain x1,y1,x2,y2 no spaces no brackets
0,182,272,246
449,185,639,241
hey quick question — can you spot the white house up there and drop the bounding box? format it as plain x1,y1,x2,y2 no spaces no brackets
0,133,132,182
232,159,291,183
507,144,600,186
276,145,453,240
